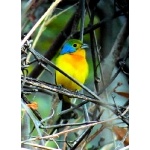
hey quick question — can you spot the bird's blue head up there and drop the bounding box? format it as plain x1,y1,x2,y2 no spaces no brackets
60,39,88,55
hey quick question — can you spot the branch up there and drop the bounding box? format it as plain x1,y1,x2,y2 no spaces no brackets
29,6,81,79
101,20,129,86
21,76,116,111
23,142,61,150
21,116,119,144
21,0,62,46
26,47,115,109
21,106,128,144
29,9,123,78
72,9,123,38
79,0,86,42
40,121,96,129
21,99,44,145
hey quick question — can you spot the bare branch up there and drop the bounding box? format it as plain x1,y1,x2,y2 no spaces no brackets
101,20,129,86
21,0,62,46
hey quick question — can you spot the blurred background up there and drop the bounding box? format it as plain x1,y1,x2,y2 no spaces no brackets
21,0,129,149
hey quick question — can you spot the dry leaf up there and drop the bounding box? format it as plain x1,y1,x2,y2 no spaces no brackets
113,126,129,146
27,102,38,110
114,91,129,98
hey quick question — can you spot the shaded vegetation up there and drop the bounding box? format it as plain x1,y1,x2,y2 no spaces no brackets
21,0,129,149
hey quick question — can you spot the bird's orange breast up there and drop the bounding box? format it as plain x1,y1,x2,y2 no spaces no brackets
55,49,88,91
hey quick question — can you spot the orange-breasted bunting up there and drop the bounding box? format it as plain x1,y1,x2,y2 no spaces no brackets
55,39,89,119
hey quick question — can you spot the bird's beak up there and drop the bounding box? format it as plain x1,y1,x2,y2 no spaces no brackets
81,43,89,49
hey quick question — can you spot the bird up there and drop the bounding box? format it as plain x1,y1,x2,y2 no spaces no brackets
55,39,89,119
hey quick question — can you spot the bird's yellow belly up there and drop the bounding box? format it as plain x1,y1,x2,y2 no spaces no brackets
55,53,88,91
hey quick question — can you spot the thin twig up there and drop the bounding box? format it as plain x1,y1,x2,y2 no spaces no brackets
70,127,92,150
119,145,129,150
23,142,61,150
27,48,115,110
79,0,86,42
21,99,44,146
101,20,129,86
21,76,118,111
29,11,77,78
21,116,119,144
83,103,90,121
72,9,123,38
21,0,62,46
71,108,104,149
27,2,78,63
29,9,123,78
40,109,55,124
40,121,97,129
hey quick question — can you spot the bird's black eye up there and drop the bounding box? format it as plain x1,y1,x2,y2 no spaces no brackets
73,43,77,47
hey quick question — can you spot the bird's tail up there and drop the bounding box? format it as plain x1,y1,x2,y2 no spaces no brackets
59,94,72,119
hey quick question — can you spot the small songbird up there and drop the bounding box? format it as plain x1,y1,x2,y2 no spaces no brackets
55,39,89,119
